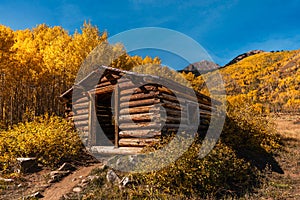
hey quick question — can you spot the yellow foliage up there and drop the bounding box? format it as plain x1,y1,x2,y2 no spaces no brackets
0,115,83,172
0,23,161,127
185,50,300,113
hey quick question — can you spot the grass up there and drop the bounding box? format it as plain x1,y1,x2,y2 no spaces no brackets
248,114,300,199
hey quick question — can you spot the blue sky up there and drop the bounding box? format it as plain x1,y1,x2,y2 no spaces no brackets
1,0,300,67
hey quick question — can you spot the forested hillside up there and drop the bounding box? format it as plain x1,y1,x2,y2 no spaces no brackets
183,50,300,113
0,23,160,128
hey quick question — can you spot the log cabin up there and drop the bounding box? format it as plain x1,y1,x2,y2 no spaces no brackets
59,66,217,154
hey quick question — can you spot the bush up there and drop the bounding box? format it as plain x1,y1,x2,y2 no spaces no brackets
131,102,280,198
0,114,83,173
63,102,281,199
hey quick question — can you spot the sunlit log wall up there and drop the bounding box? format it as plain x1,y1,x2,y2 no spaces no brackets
60,66,215,153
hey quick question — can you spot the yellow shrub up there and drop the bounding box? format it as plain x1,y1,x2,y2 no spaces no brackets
0,114,83,172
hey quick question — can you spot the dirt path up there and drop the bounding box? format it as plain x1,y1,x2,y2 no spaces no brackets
42,163,103,200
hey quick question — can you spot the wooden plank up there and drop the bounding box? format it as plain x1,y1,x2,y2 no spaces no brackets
114,85,119,148
119,105,159,115
119,85,157,96
119,138,160,147
144,76,212,102
120,91,159,102
73,114,89,121
74,120,88,127
199,109,212,116
88,96,97,146
159,92,214,112
119,113,160,122
163,108,186,117
120,98,160,108
118,81,139,89
119,122,162,130
91,146,143,155
161,103,182,111
119,129,161,138
158,86,212,107
73,102,89,109
95,81,113,88
75,126,89,132
199,103,213,111
72,109,89,115
158,93,179,103
91,85,115,94
200,113,211,119
73,96,89,104
97,114,112,117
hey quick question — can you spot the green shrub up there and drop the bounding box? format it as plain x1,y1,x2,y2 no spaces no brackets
0,114,83,173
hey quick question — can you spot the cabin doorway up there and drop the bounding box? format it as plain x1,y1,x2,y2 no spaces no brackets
95,92,116,146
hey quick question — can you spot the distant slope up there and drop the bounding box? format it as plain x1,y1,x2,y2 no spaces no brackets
193,50,300,113
224,50,264,67
178,60,220,76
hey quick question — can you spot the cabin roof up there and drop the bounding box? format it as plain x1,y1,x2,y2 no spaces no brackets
59,65,162,99
59,65,213,103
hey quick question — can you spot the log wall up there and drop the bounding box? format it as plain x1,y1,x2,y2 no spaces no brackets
69,92,90,145
117,80,162,147
62,69,216,152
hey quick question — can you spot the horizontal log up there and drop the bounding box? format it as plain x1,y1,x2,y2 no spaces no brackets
200,114,211,119
119,138,160,147
95,80,115,88
92,85,115,94
91,146,143,154
119,130,161,138
119,122,162,130
164,109,186,118
73,102,89,109
93,73,122,86
72,93,88,100
119,113,160,122
74,120,88,127
199,103,213,111
120,91,159,102
120,85,158,96
158,86,212,107
145,77,212,101
158,93,180,103
119,105,159,115
165,118,188,125
161,102,182,111
120,98,160,108
73,96,89,104
199,109,212,116
72,109,89,115
96,105,112,108
159,93,214,112
118,81,141,89
73,114,89,121
75,126,89,132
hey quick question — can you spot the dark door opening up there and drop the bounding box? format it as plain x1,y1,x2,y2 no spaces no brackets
95,92,115,146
